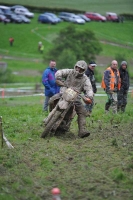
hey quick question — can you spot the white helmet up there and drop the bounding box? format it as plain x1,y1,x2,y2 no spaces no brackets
74,60,87,77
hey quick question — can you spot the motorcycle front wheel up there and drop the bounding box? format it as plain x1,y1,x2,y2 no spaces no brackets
41,110,61,138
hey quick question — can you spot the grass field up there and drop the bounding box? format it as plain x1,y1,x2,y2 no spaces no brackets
0,14,133,84
2,0,133,14
0,94,133,200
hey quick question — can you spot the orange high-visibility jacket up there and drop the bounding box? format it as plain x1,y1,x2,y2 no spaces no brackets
101,67,121,90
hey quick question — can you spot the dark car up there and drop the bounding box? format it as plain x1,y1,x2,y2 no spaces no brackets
85,12,106,22
6,13,22,23
0,6,12,16
0,9,4,15
43,12,62,23
38,14,58,24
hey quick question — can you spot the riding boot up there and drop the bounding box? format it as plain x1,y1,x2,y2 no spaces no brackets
78,114,90,138
117,105,121,112
121,105,126,112
105,102,110,113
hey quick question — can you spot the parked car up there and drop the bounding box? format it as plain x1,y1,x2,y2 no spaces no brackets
58,12,85,24
0,5,12,15
18,15,31,23
77,14,91,22
106,12,120,22
6,13,22,23
0,14,10,23
10,5,28,11
85,12,106,22
0,9,4,15
71,15,85,24
58,12,75,21
38,14,58,24
14,8,34,18
0,5,10,11
43,12,62,23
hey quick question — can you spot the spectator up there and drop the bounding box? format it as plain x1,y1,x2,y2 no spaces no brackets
40,44,44,53
118,61,130,112
9,37,14,46
85,61,97,114
42,60,60,112
101,60,121,114
38,41,42,51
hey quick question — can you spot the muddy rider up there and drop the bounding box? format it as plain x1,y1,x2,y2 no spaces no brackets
55,60,94,138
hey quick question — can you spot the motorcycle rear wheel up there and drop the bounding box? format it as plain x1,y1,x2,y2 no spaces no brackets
41,110,61,138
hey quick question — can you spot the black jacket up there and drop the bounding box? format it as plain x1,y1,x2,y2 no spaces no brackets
85,67,97,93
119,66,130,91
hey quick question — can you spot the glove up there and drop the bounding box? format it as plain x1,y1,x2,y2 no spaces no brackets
82,96,92,104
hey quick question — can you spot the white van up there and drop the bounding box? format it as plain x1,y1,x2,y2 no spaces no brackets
14,8,34,18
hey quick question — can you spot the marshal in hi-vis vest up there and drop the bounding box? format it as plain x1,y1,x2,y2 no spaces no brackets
101,67,121,90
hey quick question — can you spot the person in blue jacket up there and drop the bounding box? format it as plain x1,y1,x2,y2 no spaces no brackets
42,60,60,112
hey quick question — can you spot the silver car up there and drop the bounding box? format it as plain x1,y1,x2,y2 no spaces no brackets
59,12,85,24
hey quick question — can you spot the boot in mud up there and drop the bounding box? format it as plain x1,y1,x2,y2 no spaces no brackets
78,114,90,138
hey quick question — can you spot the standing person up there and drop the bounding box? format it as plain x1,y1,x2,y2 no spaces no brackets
85,61,97,114
117,61,130,112
40,44,44,54
42,60,60,112
101,60,121,114
55,60,94,138
9,37,14,46
38,41,42,51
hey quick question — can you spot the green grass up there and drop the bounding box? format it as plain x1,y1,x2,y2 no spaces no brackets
0,15,133,60
2,0,133,14
0,94,133,199
0,14,133,83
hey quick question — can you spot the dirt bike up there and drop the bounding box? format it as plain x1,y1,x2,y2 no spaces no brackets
41,87,91,138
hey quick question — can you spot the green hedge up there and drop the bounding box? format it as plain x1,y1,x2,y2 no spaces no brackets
2,2,133,19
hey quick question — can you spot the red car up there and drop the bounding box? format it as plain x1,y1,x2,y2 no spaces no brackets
106,12,120,22
85,12,106,22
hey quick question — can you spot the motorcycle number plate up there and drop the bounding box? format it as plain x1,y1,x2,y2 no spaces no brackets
63,88,77,101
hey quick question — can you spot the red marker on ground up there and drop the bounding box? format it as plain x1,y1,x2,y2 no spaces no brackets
51,188,61,200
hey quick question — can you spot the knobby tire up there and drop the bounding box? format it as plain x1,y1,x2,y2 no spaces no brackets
41,110,61,138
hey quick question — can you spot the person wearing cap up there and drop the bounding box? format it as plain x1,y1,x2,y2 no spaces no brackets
117,61,130,112
101,60,121,114
85,61,97,114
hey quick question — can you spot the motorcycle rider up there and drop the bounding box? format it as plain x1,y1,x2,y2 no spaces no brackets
55,60,94,138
